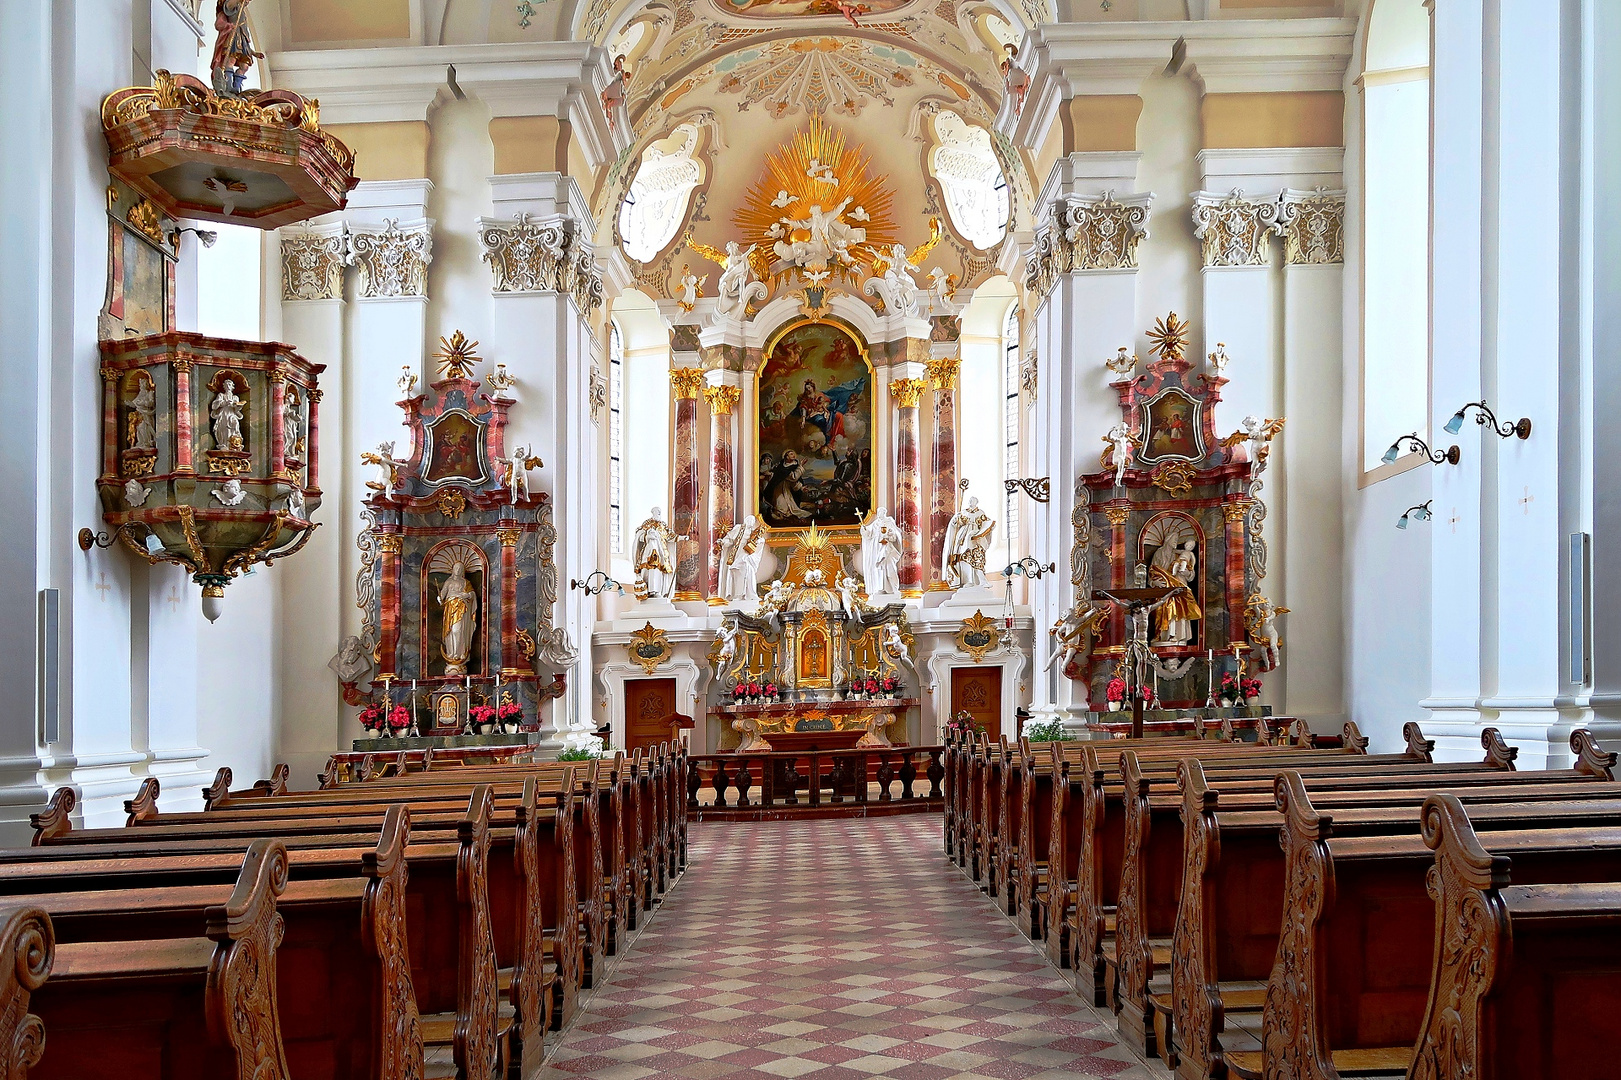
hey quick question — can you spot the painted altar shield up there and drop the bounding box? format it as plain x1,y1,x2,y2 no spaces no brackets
757,320,874,531
1138,387,1205,465
423,410,490,486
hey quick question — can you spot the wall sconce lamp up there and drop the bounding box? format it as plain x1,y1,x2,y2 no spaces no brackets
1396,501,1433,530
1444,401,1532,441
1001,557,1057,580
78,525,162,554
1382,433,1461,467
570,571,624,596
167,226,218,248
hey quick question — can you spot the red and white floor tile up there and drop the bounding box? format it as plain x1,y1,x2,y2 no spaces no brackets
539,816,1157,1080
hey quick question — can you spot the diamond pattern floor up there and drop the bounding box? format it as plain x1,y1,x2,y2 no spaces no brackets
538,816,1158,1079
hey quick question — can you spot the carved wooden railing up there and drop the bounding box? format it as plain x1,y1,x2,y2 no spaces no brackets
687,747,946,816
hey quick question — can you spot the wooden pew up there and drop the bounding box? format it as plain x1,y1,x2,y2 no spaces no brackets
1166,729,1619,1079
1223,739,1621,1080
0,904,50,1077
29,838,294,1079
1410,793,1621,1080
201,764,291,810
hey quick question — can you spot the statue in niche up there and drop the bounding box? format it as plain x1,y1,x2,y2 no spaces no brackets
717,515,764,603
941,494,996,590
1150,539,1201,646
438,561,478,676
127,374,156,450
860,506,901,597
283,385,304,457
632,507,678,600
211,376,245,451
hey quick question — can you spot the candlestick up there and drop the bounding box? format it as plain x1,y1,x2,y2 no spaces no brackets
1205,649,1216,709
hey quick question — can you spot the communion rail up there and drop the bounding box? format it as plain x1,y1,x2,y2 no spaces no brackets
687,746,945,820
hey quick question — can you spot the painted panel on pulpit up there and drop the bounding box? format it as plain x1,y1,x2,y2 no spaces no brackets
757,320,873,530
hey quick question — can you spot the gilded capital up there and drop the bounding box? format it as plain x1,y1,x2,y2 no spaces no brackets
1103,506,1129,526
1221,500,1252,523
497,527,522,547
1277,188,1346,266
670,367,705,400
889,377,927,409
703,384,742,415
924,356,960,392
1191,190,1280,268
377,534,403,554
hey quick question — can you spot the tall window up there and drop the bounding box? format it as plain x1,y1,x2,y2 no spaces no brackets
929,111,1010,251
1002,303,1021,548
1360,0,1431,474
608,320,625,552
617,125,703,264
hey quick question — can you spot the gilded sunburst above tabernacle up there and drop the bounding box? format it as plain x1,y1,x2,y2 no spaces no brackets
1146,312,1190,364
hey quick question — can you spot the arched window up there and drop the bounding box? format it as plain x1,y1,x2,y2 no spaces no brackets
1360,0,1431,474
1002,302,1021,548
608,319,625,553
929,111,1009,251
617,124,704,264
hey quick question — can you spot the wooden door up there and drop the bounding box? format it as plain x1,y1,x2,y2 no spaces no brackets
951,667,1003,743
624,677,677,753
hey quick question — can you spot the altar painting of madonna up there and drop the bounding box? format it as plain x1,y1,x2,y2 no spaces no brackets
757,321,873,530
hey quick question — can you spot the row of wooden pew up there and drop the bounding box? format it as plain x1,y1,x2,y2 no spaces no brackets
943,720,1621,1080
0,740,687,1079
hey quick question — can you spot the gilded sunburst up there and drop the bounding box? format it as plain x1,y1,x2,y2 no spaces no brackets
734,117,896,288
1146,312,1190,364
435,330,481,379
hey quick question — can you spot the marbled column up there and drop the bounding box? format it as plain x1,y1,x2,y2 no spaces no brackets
377,533,403,681
1105,504,1130,645
891,377,927,597
304,388,322,499
99,364,118,480
1221,499,1251,649
173,359,194,474
498,527,521,677
703,383,742,601
925,356,960,591
670,367,706,600
268,371,288,479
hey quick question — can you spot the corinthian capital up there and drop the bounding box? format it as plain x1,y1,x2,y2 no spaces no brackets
1025,190,1153,299
280,224,347,301
477,212,603,313
1277,187,1346,266
345,218,433,299
1191,190,1280,268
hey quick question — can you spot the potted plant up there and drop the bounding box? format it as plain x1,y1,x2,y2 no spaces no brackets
733,681,747,705
1024,718,1075,743
944,709,985,739
358,702,384,736
863,677,879,700
1219,673,1240,709
1240,676,1263,708
498,700,523,734
386,704,411,737
1106,677,1127,712
881,674,898,699
468,702,497,734
764,682,778,703
746,681,762,706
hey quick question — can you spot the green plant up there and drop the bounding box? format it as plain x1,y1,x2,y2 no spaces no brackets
1023,719,1074,743
557,747,603,761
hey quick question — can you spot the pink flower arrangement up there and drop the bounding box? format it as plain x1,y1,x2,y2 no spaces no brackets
498,701,522,725
469,703,497,726
359,702,385,731
1106,677,1127,703
387,705,410,731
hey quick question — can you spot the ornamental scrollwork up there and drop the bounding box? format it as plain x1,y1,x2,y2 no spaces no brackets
1277,188,1347,266
477,213,605,313
1026,191,1153,298
1191,190,1281,268
346,218,432,299
280,227,346,301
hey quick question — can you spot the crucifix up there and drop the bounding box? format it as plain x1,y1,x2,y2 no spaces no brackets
1519,486,1535,515
94,572,111,602
1449,509,1460,535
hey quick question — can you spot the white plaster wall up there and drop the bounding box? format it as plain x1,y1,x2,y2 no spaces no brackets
1133,72,1205,358
425,98,497,354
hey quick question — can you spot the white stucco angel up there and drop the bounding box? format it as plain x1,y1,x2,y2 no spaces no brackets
860,506,902,598
836,573,863,617
212,478,246,506
286,487,306,519
941,495,997,590
632,507,679,600
879,620,909,664
1044,599,1107,676
506,445,543,504
677,264,702,311
690,240,768,319
926,266,958,309
362,441,406,495
761,578,791,613
1105,422,1136,487
713,619,743,675
1245,596,1291,672
717,515,764,603
1224,415,1286,479
397,365,418,398
862,243,922,318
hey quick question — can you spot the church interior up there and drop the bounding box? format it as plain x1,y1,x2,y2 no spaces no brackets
0,0,1615,1076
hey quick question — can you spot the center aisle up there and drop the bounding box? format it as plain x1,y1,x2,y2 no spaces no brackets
540,816,1156,1079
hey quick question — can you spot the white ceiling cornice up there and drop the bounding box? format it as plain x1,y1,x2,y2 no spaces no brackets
1179,18,1357,94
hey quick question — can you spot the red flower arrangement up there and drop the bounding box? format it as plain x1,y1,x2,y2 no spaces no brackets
1106,677,1127,703
469,703,497,726
734,682,747,699
387,705,410,732
498,701,522,725
881,675,898,695
764,683,778,700
747,681,761,698
359,702,385,731
864,678,879,695
1240,677,1263,701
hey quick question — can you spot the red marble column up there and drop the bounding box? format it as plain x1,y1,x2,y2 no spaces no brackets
1106,502,1130,645
173,358,194,474
925,357,959,591
1222,499,1250,648
100,363,119,480
670,367,705,600
305,387,322,496
703,383,741,601
269,371,287,479
499,527,522,676
891,377,927,597
378,533,403,680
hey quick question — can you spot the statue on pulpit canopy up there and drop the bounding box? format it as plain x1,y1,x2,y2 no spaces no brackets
438,561,478,675
941,495,996,589
633,507,679,600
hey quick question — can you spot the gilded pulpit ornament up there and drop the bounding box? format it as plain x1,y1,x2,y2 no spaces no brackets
627,622,674,674
956,610,1002,663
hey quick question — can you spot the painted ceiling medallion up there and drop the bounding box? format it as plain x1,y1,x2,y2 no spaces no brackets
709,0,916,17
734,117,896,288
718,39,918,118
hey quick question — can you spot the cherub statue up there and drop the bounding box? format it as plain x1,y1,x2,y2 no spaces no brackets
286,487,306,519
863,243,922,318
1000,44,1030,114
212,478,246,506
1208,342,1230,375
1245,595,1291,672
677,265,702,312
880,620,909,663
836,573,863,617
601,54,630,130
1104,422,1136,487
713,619,743,675
1044,599,1108,677
760,578,791,615
506,445,543,504
362,441,406,495
1221,415,1287,478
396,365,418,398
926,266,958,310
123,479,152,507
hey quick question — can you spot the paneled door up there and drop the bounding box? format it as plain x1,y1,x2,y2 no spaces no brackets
950,666,1003,743
624,677,678,753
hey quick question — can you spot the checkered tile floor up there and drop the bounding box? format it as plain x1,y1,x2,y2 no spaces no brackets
539,816,1157,1079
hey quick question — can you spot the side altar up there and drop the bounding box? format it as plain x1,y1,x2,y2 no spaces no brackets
341,333,577,748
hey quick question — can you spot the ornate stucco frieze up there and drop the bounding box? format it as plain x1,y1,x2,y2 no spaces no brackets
346,218,433,299
1277,187,1347,266
280,225,347,301
477,212,604,314
1191,190,1281,268
1025,191,1153,299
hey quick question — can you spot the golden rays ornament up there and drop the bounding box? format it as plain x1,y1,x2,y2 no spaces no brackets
734,117,897,288
1146,312,1190,364
434,331,481,379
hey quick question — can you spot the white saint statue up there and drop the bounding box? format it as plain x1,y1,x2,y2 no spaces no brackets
717,515,764,603
860,506,902,597
714,242,767,319
211,377,245,451
328,634,376,691
941,495,996,590
1106,422,1135,487
129,377,156,450
632,507,679,600
438,561,478,676
283,386,304,457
